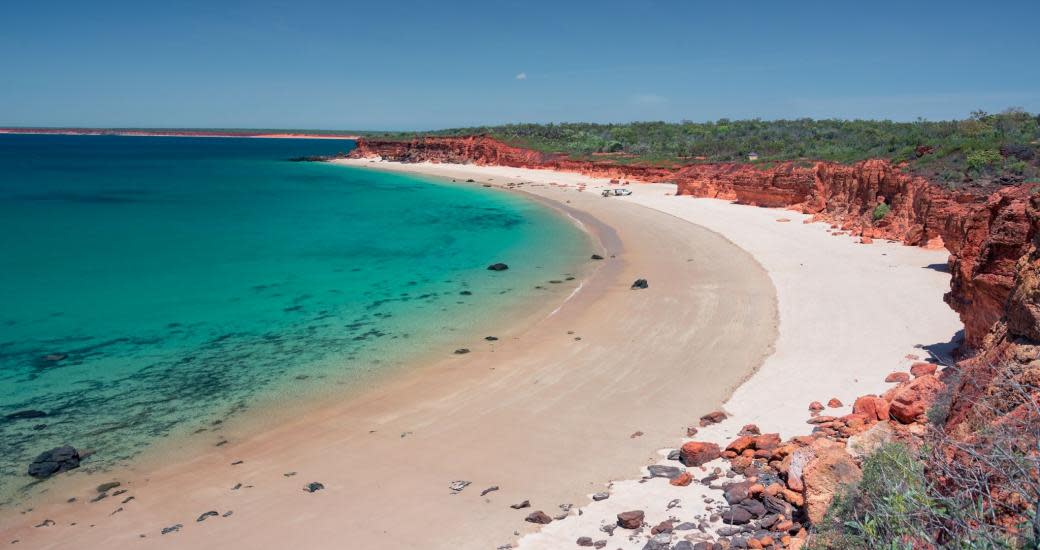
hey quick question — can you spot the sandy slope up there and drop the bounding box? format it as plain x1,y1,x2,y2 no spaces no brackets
0,160,777,549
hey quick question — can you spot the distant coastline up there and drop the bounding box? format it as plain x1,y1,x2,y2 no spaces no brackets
0,128,360,140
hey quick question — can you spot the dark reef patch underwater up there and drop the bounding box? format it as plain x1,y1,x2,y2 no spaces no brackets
0,134,586,503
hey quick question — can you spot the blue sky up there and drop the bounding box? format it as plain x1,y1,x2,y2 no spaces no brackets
1,0,1038,130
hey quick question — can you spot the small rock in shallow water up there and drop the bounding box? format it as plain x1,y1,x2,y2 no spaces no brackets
303,482,324,493
453,348,470,355
27,445,80,479
484,336,499,341
5,410,47,421
590,254,604,260
487,263,509,271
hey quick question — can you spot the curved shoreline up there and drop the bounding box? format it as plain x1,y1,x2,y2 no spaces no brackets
0,159,778,549
330,160,960,550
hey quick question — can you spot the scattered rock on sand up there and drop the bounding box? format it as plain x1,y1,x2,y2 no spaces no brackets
699,410,727,426
525,511,552,524
827,398,843,408
884,372,910,383
910,362,938,377
647,465,684,479
576,537,594,547
679,441,721,467
480,486,499,496
670,472,693,486
487,263,509,271
616,510,644,529
448,480,471,493
484,336,499,341
591,492,609,501
630,278,649,289
590,254,604,260
454,348,470,355
96,482,120,493
160,524,183,535
27,445,80,479
303,482,325,493
510,500,531,509
196,511,218,522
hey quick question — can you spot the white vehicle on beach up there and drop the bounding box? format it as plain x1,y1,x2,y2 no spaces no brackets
601,188,632,197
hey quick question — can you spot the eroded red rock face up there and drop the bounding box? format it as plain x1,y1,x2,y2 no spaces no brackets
350,136,1038,349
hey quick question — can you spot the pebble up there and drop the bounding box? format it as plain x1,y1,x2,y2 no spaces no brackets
591,492,609,501
303,482,324,493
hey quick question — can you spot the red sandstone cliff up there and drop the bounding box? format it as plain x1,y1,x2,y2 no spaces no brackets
351,136,1038,351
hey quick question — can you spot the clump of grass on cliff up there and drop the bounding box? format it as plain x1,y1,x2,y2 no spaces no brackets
872,203,891,222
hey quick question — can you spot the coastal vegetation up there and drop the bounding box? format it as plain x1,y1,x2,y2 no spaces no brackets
369,108,1040,187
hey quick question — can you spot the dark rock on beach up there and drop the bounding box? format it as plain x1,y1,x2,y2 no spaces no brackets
630,278,649,289
303,482,325,493
510,500,531,509
617,510,644,529
96,482,120,493
161,524,183,535
487,263,509,271
525,510,552,524
454,348,470,355
196,511,218,522
27,445,80,479
591,254,604,260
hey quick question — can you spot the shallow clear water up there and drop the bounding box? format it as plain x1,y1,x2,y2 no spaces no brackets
0,135,587,502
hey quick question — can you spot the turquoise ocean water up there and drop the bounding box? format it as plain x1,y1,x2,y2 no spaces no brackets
0,135,587,503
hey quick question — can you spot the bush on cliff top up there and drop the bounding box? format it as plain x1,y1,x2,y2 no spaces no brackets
370,108,1040,187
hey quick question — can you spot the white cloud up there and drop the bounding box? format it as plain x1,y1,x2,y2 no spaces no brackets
515,72,527,80
632,93,667,105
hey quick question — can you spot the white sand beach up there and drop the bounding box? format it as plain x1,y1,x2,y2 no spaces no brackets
0,158,960,550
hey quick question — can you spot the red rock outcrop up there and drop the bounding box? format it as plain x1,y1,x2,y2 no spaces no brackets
349,136,1039,349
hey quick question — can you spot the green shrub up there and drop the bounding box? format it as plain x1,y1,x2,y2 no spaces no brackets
966,149,1003,172
812,443,943,549
872,203,891,222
